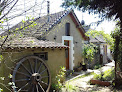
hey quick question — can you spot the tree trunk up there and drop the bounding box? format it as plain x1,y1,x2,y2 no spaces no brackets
115,21,122,87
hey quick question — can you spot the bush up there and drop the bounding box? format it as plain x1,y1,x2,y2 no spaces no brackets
93,73,102,80
93,68,115,81
94,64,101,69
51,67,66,91
102,68,115,81
64,83,77,91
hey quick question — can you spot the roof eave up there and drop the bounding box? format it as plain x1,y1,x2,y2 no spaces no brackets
69,11,89,41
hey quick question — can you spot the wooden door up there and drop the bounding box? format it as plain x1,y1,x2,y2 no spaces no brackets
64,40,69,70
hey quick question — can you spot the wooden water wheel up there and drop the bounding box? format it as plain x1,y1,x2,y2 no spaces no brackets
12,56,51,92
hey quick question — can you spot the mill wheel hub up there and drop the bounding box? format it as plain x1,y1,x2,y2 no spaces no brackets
31,73,41,84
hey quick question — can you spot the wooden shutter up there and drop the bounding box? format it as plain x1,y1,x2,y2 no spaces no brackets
65,23,70,36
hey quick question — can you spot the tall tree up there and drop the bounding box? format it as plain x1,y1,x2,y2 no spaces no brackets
0,0,46,47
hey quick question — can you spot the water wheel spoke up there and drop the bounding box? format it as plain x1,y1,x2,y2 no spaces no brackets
38,82,45,92
40,68,47,74
12,56,51,92
35,59,37,73
36,84,39,92
28,59,34,73
18,82,30,92
20,63,32,75
15,70,30,77
40,80,48,86
20,89,28,91
37,63,42,73
32,84,35,92
26,83,33,92
15,79,30,82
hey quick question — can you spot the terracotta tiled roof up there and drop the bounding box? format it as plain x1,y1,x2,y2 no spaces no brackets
8,10,71,38
0,10,70,36
32,10,70,38
1,9,87,39
0,9,87,48
0,37,68,49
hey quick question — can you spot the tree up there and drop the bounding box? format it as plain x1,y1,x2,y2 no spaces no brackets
82,43,97,66
62,0,122,23
0,0,46,47
0,0,19,20
0,0,47,91
111,24,122,71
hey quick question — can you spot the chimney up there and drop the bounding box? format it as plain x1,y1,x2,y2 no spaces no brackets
47,1,50,22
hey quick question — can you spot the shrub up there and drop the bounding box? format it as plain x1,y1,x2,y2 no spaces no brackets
102,68,115,81
93,68,115,81
52,67,66,91
94,64,101,69
93,73,102,80
65,83,77,91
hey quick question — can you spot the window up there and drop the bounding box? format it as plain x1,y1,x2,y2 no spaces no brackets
65,23,70,36
34,52,48,60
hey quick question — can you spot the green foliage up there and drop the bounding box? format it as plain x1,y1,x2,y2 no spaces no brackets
0,88,3,92
62,0,122,21
111,24,121,38
93,68,115,81
52,67,66,91
8,74,13,79
111,24,122,71
102,68,115,81
80,72,95,78
86,30,114,46
0,55,3,61
86,30,114,53
82,43,98,63
65,83,77,91
0,74,14,92
93,73,102,80
94,63,101,69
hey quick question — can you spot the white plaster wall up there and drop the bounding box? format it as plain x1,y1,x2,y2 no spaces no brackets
107,45,113,60
100,44,108,64
100,44,104,54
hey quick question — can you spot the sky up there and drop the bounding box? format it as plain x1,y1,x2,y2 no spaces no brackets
1,0,116,34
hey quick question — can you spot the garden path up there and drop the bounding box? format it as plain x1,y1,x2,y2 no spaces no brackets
65,62,115,92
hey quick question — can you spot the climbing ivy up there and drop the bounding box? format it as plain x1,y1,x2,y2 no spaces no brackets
111,24,122,71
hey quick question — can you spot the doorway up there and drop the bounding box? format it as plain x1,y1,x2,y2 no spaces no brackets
62,36,74,70
64,40,69,70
